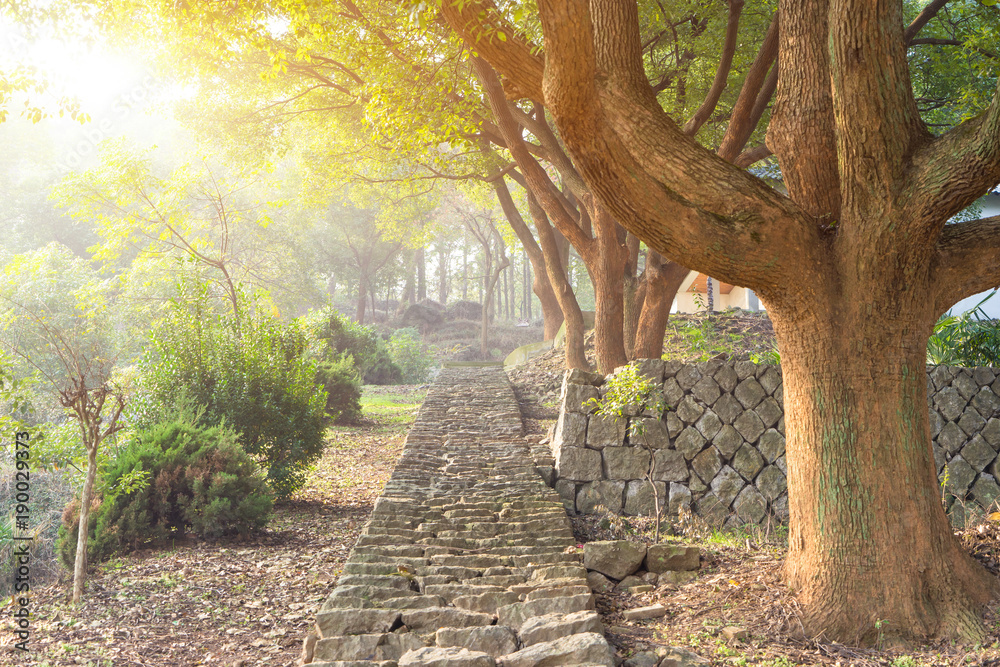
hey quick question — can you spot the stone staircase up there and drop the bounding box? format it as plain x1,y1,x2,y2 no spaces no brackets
302,367,616,667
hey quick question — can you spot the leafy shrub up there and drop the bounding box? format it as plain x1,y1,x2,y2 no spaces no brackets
132,286,327,498
320,311,401,384
387,328,435,383
315,357,363,423
927,291,1000,366
57,416,273,567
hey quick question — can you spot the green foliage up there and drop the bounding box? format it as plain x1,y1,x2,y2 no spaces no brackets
927,291,1000,367
133,283,327,498
586,365,665,439
387,327,434,384
319,310,402,384
57,415,273,567
315,357,363,424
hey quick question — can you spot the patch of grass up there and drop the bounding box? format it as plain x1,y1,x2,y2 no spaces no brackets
661,310,776,363
360,388,427,426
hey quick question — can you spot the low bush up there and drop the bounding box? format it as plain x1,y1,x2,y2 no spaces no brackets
387,328,435,383
315,357,363,423
57,416,273,567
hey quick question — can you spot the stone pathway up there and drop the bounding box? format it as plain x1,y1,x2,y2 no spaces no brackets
302,367,616,667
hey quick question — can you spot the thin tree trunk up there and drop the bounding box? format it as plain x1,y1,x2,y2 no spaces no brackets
589,205,629,373
462,239,468,301
416,247,426,302
525,192,588,369
72,445,98,603
356,281,367,325
633,257,688,359
491,175,564,338
439,246,449,303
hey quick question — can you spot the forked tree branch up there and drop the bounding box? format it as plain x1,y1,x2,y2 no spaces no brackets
682,0,744,136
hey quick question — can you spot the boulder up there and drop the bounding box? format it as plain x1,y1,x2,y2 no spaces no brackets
519,610,603,646
401,300,445,329
445,299,482,321
399,645,496,667
499,632,615,667
645,544,700,573
583,540,647,580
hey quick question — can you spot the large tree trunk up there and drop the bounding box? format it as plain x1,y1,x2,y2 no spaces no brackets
633,256,688,359
768,287,999,643
445,0,1000,645
72,445,99,603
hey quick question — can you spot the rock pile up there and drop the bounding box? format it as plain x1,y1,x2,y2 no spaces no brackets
303,367,618,667
582,541,701,596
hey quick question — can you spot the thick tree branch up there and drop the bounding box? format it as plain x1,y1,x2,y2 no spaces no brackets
473,57,593,255
903,0,950,45
910,79,1000,231
718,15,778,160
682,0,744,136
440,0,544,101
735,144,773,168
932,216,1000,315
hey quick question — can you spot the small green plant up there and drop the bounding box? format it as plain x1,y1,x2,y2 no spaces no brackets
750,342,781,365
892,656,918,667
875,618,887,650
586,364,667,540
927,290,1000,366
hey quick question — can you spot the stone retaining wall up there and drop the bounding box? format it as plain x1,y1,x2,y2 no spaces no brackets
550,360,1000,527
303,367,617,667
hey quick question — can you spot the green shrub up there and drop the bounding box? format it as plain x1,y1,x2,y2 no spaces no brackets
57,416,273,567
387,328,434,384
315,357,363,423
132,285,327,498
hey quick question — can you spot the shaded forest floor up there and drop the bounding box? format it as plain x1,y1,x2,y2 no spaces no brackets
0,387,424,667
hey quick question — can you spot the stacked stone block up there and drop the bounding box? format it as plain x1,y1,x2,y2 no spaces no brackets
930,366,1000,524
552,360,1000,527
304,367,617,667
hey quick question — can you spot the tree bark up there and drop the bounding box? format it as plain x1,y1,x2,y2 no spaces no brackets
771,295,998,643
